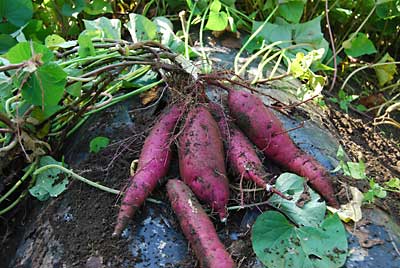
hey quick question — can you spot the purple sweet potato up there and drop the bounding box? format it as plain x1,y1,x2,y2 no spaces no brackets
166,179,235,268
208,103,269,188
113,104,183,237
178,105,230,220
227,89,339,207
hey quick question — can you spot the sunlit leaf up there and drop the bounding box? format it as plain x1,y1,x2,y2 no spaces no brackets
83,17,121,40
125,13,157,42
206,11,229,31
268,173,326,227
5,41,54,64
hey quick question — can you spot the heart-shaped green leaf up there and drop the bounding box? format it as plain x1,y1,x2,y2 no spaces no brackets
21,62,67,110
268,173,326,227
252,212,348,268
206,11,228,31
29,156,69,201
343,33,377,58
0,0,33,27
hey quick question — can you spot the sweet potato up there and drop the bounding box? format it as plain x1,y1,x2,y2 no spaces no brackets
113,104,183,237
209,103,291,199
178,105,230,220
209,103,268,187
166,179,235,268
227,89,339,207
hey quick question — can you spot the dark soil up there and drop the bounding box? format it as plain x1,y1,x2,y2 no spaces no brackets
1,86,399,268
325,103,400,224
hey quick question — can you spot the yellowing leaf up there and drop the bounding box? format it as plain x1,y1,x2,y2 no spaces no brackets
140,87,159,105
327,186,363,223
374,53,397,86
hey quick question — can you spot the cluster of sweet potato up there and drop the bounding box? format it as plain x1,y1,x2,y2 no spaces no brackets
112,84,339,268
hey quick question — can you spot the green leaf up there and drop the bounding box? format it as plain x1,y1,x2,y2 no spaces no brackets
0,0,33,27
269,173,326,227
252,212,348,268
83,17,121,40
346,161,367,179
84,0,113,15
125,13,157,42
343,33,377,57
0,22,19,34
89,136,110,153
185,0,209,15
31,105,61,122
253,21,292,48
21,63,67,109
21,19,43,39
206,11,229,31
5,41,54,64
376,0,400,19
153,16,174,45
78,33,96,57
356,104,368,112
290,49,325,78
385,178,400,190
243,36,264,53
294,16,325,44
0,34,17,54
0,72,12,100
29,156,69,201
45,34,66,49
336,146,346,160
66,82,82,97
339,100,350,113
61,0,86,16
364,179,387,202
210,0,222,12
278,1,306,23
254,16,328,60
374,53,397,86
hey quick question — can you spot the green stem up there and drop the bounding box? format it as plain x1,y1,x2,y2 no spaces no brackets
224,4,253,25
66,116,88,137
33,164,120,195
32,164,163,204
0,134,5,143
0,161,37,204
340,61,400,91
199,5,211,73
84,80,163,116
142,0,155,16
326,4,376,65
227,200,271,211
234,5,279,74
59,51,120,67
184,2,197,59
236,40,284,77
0,191,29,216
65,80,163,138
383,188,400,193
5,95,20,116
